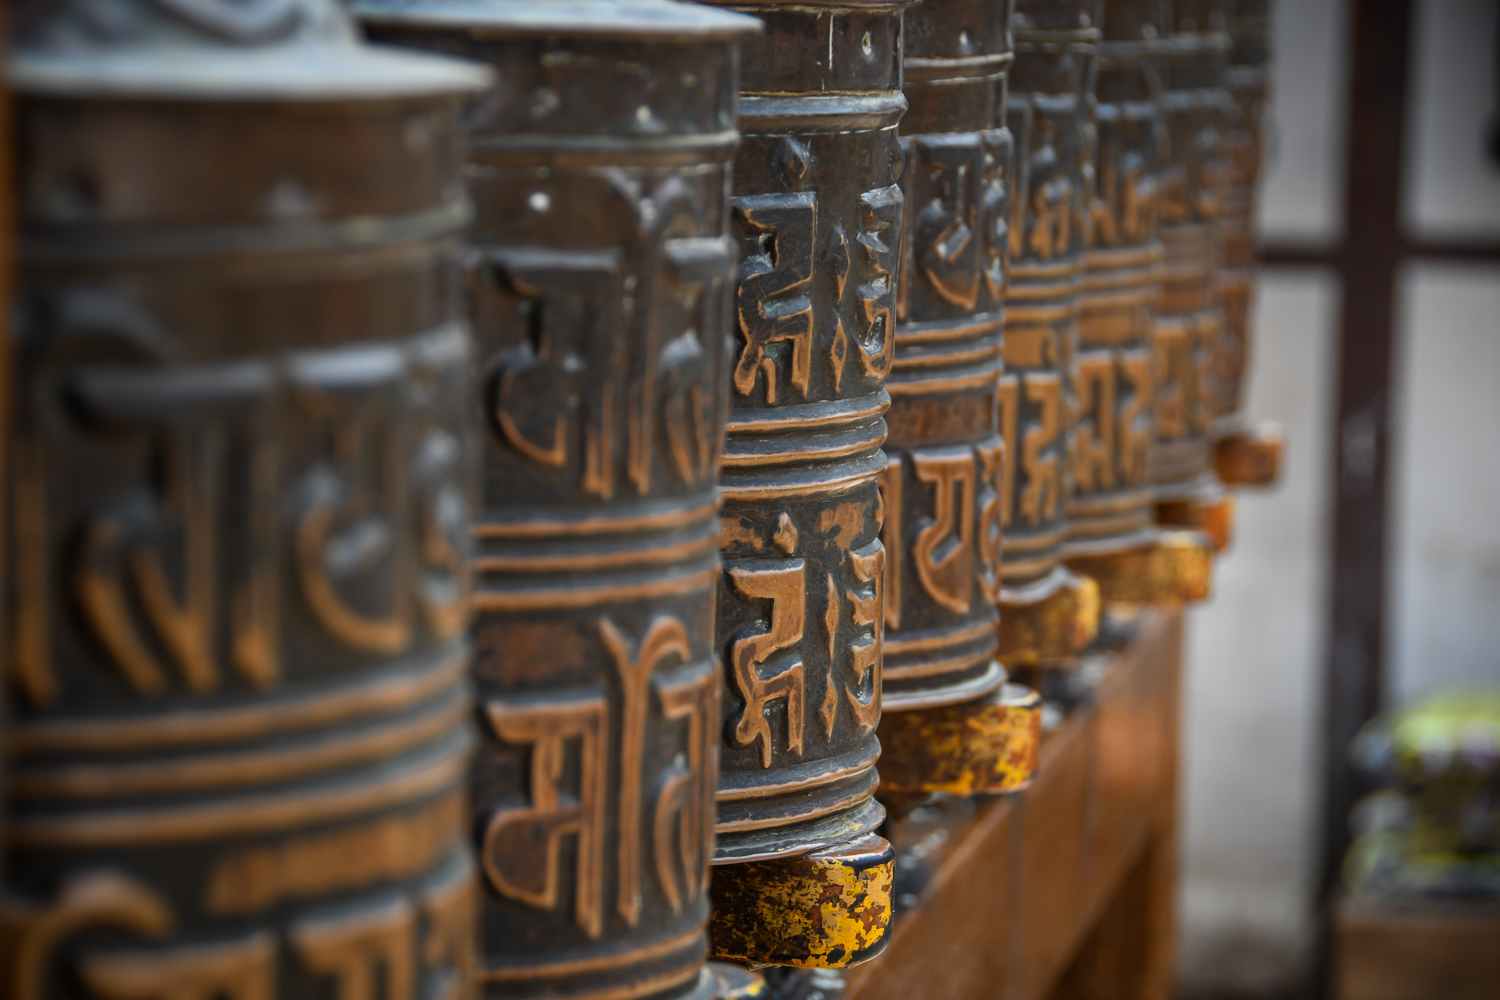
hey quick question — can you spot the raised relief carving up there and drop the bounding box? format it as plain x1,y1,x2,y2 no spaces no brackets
292,347,413,657
3,871,174,1000
979,131,1013,300
599,617,691,928
725,560,807,767
976,441,1005,603
1154,327,1191,441
1013,114,1074,262
67,362,281,698
292,896,416,1000
419,862,478,1000
1072,352,1116,493
840,541,883,732
653,669,717,916
910,450,976,614
878,457,903,631
911,136,981,311
481,694,609,937
853,185,902,379
732,193,816,404
1020,373,1063,525
481,248,624,496
80,932,276,1000
1118,348,1153,486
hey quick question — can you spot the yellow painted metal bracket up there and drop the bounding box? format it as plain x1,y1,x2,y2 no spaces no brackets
996,566,1101,667
1214,421,1284,487
876,682,1042,797
1065,529,1214,607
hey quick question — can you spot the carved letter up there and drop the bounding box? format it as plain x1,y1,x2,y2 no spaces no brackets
726,560,807,768
854,185,903,379
1071,352,1116,494
653,669,717,914
732,193,816,404
911,450,976,614
1118,347,1153,487
976,441,1005,603
293,896,415,1000
912,136,980,310
599,617,691,927
480,695,608,938
420,861,478,1000
843,541,884,732
1020,372,1063,525
80,933,276,1000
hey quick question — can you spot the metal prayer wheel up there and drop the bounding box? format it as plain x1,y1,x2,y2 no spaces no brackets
352,3,757,999
1059,0,1211,606
870,0,1042,797
998,0,1103,665
696,0,909,967
3,4,486,1000
1210,0,1282,488
1151,0,1236,549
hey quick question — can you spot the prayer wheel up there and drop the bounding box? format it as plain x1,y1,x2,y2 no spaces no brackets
998,0,1103,666
1151,0,1235,550
3,3,486,999
1061,0,1213,605
696,0,913,966
1211,0,1283,487
353,2,758,998
872,0,1043,797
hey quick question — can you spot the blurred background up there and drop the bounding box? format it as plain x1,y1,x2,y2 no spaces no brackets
1176,0,1500,997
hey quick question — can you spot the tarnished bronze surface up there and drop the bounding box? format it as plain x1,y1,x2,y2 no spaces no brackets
708,834,895,969
3,4,486,999
1000,0,1102,665
1152,0,1235,540
698,0,914,864
876,683,1042,797
352,4,756,1000
1059,0,1215,605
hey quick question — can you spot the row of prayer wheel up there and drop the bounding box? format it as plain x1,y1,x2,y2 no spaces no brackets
1,0,1281,998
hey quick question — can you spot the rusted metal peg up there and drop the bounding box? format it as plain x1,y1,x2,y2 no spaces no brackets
709,834,895,970
1157,485,1235,554
877,683,1043,797
1214,419,1284,486
1066,529,1214,606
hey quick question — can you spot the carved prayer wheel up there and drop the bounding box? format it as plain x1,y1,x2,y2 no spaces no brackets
3,4,487,1000
1060,0,1213,606
1211,0,1282,487
352,2,757,998
870,0,1042,797
697,0,909,966
1151,0,1236,550
999,0,1103,665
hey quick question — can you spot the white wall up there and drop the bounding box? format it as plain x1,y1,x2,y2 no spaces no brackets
1388,264,1500,704
1177,274,1337,999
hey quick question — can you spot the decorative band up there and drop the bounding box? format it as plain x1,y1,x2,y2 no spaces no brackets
904,51,1015,84
740,92,907,133
475,497,721,540
728,391,889,435
469,130,741,168
716,744,882,803
473,562,719,612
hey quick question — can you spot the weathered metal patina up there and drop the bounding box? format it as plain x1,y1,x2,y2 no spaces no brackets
352,3,757,1000
1211,0,1282,487
1152,0,1236,550
870,0,1042,797
998,0,1103,665
3,3,486,999
1061,0,1213,606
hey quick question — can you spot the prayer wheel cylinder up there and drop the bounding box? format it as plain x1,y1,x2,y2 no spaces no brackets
1152,0,1235,546
3,3,486,999
697,0,915,865
353,3,758,1000
999,0,1103,665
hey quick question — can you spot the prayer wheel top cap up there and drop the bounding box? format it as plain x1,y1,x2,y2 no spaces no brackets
1013,0,1103,38
1101,0,1170,43
8,0,491,99
351,0,763,38
904,0,1015,63
1171,0,1231,35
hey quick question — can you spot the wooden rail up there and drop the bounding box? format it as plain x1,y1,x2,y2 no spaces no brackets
844,610,1184,1000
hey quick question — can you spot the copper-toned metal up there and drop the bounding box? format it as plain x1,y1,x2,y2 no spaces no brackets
3,4,486,1000
1060,0,1215,605
697,0,914,865
1152,0,1235,541
353,4,757,1000
868,0,1035,795
1000,0,1103,664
